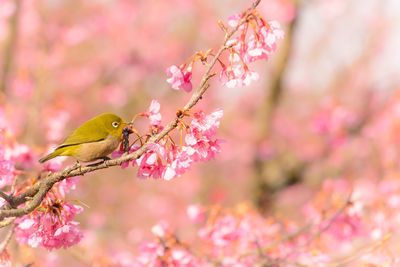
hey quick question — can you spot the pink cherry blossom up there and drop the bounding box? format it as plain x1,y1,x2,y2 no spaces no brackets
144,100,162,126
166,65,193,92
0,249,11,267
180,110,224,163
45,110,70,143
41,154,66,172
227,14,242,27
186,204,206,223
0,148,15,188
164,148,193,180
2,140,34,169
241,21,284,64
169,248,199,267
163,110,223,179
15,200,83,250
135,241,164,266
134,239,200,267
199,215,240,247
55,177,80,198
312,104,358,147
136,144,165,179
125,108,223,181
112,144,140,168
190,109,223,136
220,64,259,88
151,221,170,238
219,19,283,88
322,212,364,241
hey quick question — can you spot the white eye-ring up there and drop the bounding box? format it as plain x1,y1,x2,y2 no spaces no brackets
112,121,119,128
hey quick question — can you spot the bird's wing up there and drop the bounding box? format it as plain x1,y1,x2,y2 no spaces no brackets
58,118,108,148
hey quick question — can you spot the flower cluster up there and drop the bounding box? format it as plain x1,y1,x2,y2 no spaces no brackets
0,145,15,188
312,103,358,147
166,10,283,91
132,205,286,266
115,101,223,180
0,116,34,188
126,175,400,266
221,18,283,88
15,199,83,250
133,222,200,266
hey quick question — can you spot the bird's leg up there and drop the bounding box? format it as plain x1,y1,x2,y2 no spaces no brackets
73,161,83,175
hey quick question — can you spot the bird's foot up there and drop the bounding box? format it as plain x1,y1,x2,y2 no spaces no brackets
73,161,83,175
102,157,111,167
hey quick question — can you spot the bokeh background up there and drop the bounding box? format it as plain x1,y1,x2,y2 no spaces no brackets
1,0,400,265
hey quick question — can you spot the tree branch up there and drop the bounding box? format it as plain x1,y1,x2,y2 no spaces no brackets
0,0,22,95
0,0,263,223
252,0,301,211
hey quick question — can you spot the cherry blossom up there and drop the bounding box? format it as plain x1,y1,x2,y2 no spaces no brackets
166,65,193,92
219,17,283,88
199,214,240,247
144,100,162,126
55,177,80,198
41,154,66,172
186,204,206,223
15,200,83,250
0,147,15,188
0,250,11,267
134,241,200,266
227,14,243,28
220,64,260,88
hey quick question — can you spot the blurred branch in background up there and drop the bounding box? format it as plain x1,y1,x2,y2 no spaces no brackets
252,0,387,212
253,0,300,211
0,0,21,97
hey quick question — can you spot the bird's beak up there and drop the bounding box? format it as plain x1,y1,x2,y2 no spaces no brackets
123,122,135,134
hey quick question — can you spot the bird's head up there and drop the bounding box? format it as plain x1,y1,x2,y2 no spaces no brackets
100,113,130,139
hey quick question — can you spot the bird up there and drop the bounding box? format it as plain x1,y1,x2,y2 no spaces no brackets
39,113,131,163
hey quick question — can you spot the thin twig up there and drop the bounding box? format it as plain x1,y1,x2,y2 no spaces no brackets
0,222,15,253
281,190,353,261
0,218,15,228
325,234,391,267
0,0,263,224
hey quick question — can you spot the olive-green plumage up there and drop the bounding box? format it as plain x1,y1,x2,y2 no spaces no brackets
39,113,127,163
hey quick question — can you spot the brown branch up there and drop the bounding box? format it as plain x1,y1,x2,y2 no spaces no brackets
0,0,22,95
252,0,301,211
0,0,263,224
0,191,12,205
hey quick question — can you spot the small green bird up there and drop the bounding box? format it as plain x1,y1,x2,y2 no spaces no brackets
39,113,130,163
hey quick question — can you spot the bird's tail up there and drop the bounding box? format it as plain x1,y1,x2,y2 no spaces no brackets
39,149,63,163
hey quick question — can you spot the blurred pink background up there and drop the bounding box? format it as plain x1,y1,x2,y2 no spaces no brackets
1,0,400,265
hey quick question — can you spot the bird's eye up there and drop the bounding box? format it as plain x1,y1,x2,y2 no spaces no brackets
112,121,119,128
